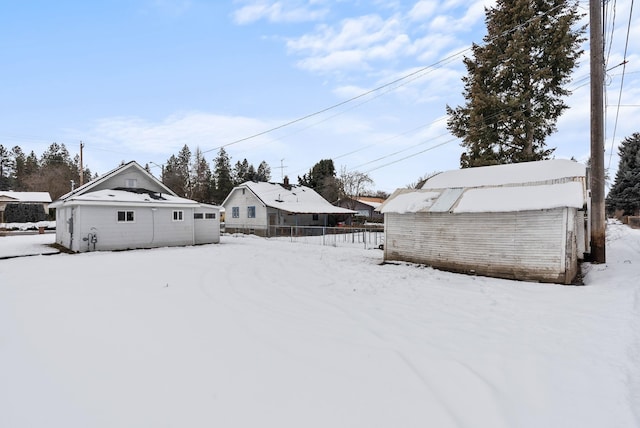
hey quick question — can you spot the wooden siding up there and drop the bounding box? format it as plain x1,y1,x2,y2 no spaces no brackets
384,209,579,284
59,205,196,252
223,188,269,233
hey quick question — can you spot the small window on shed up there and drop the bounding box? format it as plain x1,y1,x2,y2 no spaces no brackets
124,178,137,188
205,213,216,219
194,213,204,219
247,206,256,218
173,210,184,221
312,214,319,221
232,207,240,218
117,210,135,222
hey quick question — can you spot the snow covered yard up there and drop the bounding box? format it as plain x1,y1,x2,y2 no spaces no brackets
1,224,639,428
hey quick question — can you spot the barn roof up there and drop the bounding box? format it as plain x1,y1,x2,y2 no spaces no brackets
380,160,587,214
228,181,356,215
420,159,586,189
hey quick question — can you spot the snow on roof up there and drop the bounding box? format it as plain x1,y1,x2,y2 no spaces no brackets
57,189,199,206
0,191,52,203
422,159,586,189
379,191,441,214
380,160,588,214
453,182,586,213
357,198,383,209
243,181,356,214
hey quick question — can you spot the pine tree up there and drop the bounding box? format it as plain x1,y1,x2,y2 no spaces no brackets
163,145,191,197
298,159,340,202
446,0,585,168
191,147,214,203
212,148,234,204
0,145,13,190
606,133,640,216
232,159,250,185
256,161,271,182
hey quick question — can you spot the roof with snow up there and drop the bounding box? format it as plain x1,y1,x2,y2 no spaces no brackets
56,189,199,207
356,197,385,209
0,191,52,203
231,181,357,215
55,161,176,201
380,159,587,214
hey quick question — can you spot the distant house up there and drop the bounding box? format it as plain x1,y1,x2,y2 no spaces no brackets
0,191,52,223
337,196,385,221
50,161,220,253
222,179,356,236
378,159,589,284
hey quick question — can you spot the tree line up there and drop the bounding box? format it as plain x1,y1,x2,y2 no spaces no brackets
154,145,272,204
0,143,92,200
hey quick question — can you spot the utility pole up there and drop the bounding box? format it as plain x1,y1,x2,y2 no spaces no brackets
79,141,85,186
590,0,606,263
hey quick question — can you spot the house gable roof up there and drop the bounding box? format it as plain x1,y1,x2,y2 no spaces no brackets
224,181,356,215
380,159,587,214
53,161,176,200
0,191,52,203
51,161,182,208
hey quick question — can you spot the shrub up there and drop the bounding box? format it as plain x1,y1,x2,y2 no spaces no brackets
3,203,47,223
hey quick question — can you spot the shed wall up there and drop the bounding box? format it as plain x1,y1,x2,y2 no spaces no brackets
384,209,578,284
66,205,195,252
194,206,220,244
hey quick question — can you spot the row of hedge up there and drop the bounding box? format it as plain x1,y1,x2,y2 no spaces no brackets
3,203,48,223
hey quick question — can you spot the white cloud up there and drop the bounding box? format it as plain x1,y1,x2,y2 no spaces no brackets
232,0,328,24
408,0,438,21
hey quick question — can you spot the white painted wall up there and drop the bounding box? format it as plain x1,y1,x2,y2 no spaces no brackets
384,209,580,284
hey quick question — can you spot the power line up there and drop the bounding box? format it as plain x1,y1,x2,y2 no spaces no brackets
607,0,634,170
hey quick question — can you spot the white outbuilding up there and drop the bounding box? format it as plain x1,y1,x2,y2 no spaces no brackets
378,159,589,284
50,161,220,252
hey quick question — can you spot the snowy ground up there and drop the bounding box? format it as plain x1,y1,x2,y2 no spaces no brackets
1,224,639,428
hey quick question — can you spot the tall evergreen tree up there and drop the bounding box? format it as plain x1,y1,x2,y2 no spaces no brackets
298,159,340,202
163,154,184,195
191,147,214,203
446,0,585,168
606,133,640,216
256,161,271,182
232,158,251,185
163,145,191,197
11,146,27,191
0,145,13,190
212,148,234,204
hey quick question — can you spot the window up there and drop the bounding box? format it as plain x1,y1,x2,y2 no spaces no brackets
232,207,240,218
205,213,216,219
117,210,135,222
173,210,184,221
194,213,204,219
124,178,137,188
312,214,319,221
247,206,256,218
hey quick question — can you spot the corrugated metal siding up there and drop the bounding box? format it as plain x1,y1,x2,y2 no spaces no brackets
384,209,575,283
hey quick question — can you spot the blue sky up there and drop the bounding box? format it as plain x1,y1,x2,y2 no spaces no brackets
1,0,638,193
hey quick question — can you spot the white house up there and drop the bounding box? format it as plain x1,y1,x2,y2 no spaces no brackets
222,179,356,236
0,191,52,223
50,161,220,252
378,159,589,284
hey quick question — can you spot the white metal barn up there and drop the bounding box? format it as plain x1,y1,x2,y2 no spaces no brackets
379,159,589,284
222,180,356,236
50,161,220,253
